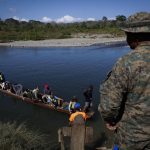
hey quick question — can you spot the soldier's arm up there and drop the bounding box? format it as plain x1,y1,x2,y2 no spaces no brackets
99,58,129,126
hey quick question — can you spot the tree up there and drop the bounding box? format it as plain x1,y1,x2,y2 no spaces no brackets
116,15,127,21
102,16,108,21
5,18,19,24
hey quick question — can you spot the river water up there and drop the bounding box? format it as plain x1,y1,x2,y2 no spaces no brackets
0,45,130,149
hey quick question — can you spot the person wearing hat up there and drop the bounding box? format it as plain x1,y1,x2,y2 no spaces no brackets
98,12,150,150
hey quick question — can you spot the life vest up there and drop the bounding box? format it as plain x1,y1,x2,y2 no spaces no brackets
69,111,87,122
69,101,76,110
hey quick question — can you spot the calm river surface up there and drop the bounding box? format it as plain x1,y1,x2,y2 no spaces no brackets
0,45,130,149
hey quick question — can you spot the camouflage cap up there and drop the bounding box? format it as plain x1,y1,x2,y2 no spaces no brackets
122,12,150,33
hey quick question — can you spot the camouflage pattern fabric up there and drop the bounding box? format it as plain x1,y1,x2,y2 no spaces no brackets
99,41,150,149
121,12,150,33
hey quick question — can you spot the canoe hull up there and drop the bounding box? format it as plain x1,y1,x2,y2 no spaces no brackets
0,89,70,114
0,89,94,118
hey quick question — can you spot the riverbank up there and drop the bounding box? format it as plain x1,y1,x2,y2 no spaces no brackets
0,36,126,48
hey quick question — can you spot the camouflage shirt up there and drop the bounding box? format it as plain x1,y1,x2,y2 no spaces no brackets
99,41,150,149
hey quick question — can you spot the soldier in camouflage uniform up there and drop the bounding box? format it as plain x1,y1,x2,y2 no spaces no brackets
98,12,150,150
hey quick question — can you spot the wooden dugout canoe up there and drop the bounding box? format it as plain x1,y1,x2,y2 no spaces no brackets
0,88,94,119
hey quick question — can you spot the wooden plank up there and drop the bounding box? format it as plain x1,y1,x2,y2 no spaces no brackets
96,147,111,150
58,129,65,150
62,127,71,137
85,127,93,144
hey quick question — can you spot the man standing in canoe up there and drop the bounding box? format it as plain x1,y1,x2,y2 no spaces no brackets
99,12,150,149
83,85,93,112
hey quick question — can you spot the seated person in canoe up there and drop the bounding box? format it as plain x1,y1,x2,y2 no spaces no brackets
42,93,63,108
68,96,81,114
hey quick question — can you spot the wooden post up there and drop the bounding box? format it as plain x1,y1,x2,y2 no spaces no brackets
58,129,65,150
70,115,85,150
58,114,93,150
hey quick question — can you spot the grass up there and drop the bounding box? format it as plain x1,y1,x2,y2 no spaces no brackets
0,121,49,150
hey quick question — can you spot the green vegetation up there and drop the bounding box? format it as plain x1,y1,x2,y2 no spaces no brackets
0,121,49,150
0,16,126,42
116,15,127,22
